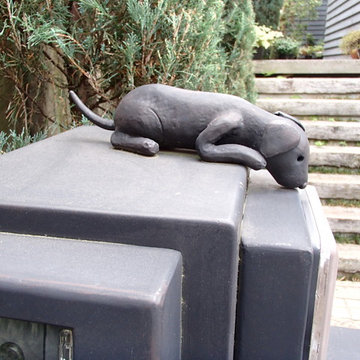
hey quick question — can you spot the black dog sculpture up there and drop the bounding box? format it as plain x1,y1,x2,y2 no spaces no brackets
70,84,309,189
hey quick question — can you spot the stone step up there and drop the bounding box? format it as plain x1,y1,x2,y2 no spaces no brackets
323,206,360,234
256,98,360,118
300,116,360,122
309,173,360,200
303,120,360,142
256,78,360,99
337,244,360,275
310,145,360,168
253,59,360,75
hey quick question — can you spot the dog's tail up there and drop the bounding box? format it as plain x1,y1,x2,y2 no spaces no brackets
69,91,115,131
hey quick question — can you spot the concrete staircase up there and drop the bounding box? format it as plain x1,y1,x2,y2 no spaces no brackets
254,60,360,242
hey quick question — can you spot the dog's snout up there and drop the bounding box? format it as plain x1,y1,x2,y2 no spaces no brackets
299,182,307,189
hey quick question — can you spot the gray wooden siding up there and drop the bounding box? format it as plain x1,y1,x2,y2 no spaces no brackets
324,0,360,58
299,0,328,43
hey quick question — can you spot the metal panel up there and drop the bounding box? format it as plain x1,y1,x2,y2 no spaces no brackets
235,170,321,360
305,187,338,360
0,126,247,360
0,233,182,360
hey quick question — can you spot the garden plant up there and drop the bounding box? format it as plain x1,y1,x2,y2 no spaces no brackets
0,0,256,146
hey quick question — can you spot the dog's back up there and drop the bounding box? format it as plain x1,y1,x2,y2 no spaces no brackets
114,84,264,149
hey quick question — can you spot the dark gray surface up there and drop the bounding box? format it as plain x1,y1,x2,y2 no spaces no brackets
0,233,182,360
235,170,320,360
0,126,248,360
327,326,360,360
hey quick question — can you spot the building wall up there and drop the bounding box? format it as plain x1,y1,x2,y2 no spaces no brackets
324,0,360,58
301,0,329,43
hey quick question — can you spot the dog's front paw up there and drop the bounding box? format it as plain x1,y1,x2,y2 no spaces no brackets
251,156,267,170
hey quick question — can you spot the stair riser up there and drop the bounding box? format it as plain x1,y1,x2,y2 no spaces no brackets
309,174,360,200
258,94,360,100
310,150,360,168
323,206,360,234
310,184,360,200
256,78,360,100
257,99,360,117
299,116,360,122
303,121,360,142
253,60,360,75
327,218,360,234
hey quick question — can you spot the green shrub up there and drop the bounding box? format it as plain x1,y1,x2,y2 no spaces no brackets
0,0,257,133
270,37,300,59
298,44,323,59
253,0,284,29
0,131,8,154
0,128,47,154
280,0,322,41
340,30,360,55
253,24,283,59
254,25,283,50
223,0,257,102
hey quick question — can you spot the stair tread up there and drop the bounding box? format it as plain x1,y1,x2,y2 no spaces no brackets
303,120,360,129
310,145,360,168
253,59,360,75
309,173,360,184
256,98,360,117
309,173,360,200
323,206,360,220
258,98,360,105
337,243,360,261
323,206,360,233
303,120,360,141
310,145,360,154
255,78,360,95
337,244,360,274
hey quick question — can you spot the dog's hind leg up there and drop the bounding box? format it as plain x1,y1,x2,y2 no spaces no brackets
195,113,267,170
111,131,159,156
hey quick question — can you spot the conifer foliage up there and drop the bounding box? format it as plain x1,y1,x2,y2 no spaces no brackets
0,0,256,133
253,0,284,30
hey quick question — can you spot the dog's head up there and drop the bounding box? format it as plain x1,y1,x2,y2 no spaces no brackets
260,112,309,189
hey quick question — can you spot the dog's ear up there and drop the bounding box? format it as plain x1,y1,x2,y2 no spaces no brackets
260,120,301,158
274,111,305,131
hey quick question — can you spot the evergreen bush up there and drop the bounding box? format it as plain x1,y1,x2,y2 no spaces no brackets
253,0,284,30
0,0,256,135
280,0,322,41
0,128,47,154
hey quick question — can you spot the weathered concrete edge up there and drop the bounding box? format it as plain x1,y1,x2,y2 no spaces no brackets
309,145,360,168
253,60,360,75
256,98,360,117
337,244,360,274
255,78,360,95
309,173,360,200
324,206,360,234
303,120,360,142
